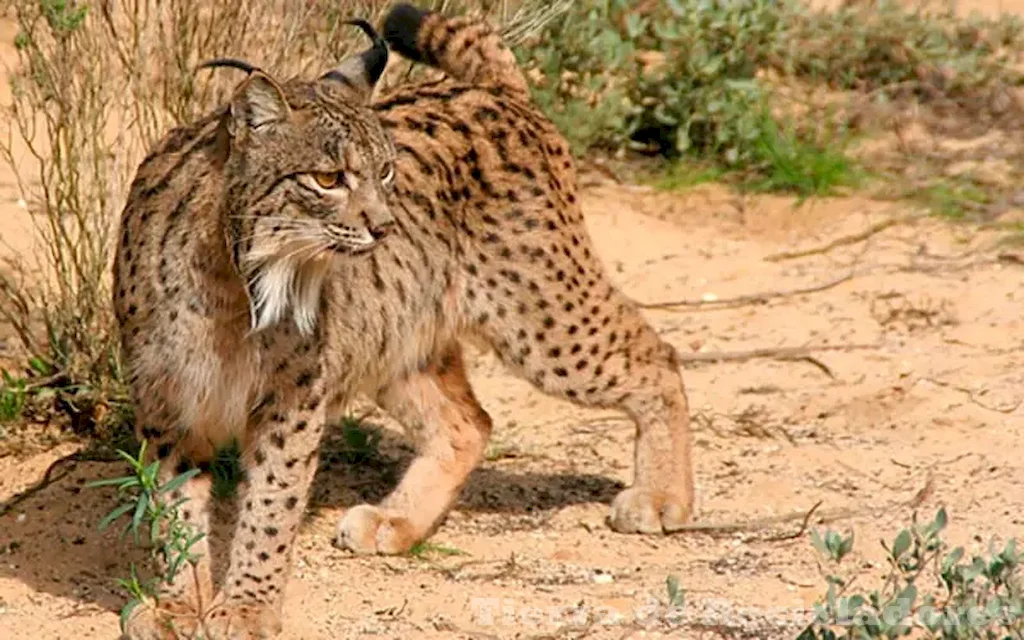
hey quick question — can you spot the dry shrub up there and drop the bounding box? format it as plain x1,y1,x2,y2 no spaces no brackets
0,0,563,441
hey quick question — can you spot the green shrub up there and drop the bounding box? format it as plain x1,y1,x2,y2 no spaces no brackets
516,0,785,163
748,113,860,198
799,509,1024,639
516,0,1024,177
771,0,1024,99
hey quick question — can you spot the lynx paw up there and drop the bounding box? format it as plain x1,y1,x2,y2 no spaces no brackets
201,602,281,640
121,597,201,640
334,504,419,555
609,487,693,534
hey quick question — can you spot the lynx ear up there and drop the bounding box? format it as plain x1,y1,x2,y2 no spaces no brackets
320,19,389,103
230,72,290,133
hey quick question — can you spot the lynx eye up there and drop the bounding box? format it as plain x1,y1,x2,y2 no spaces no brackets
311,171,343,190
380,163,395,186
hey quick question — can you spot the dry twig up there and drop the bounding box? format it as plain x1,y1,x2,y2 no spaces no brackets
918,377,1023,414
667,476,935,540
764,213,925,262
0,445,121,516
639,272,854,311
676,342,882,378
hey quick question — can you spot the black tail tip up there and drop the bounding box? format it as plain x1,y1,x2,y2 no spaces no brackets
382,3,430,61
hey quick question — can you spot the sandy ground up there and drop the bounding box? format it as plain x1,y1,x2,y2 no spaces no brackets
2,4,1024,640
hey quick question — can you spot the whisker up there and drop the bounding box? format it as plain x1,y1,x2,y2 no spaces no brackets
230,215,328,224
244,239,330,275
243,241,332,290
233,227,329,247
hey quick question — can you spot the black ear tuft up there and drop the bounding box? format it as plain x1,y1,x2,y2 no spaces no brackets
343,19,389,83
320,18,390,100
197,58,263,76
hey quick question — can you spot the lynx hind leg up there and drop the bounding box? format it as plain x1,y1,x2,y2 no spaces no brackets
335,343,493,555
466,230,694,534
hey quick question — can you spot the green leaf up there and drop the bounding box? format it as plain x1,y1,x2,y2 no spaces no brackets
943,546,965,572
85,475,138,489
130,493,148,541
811,529,827,554
98,502,136,531
892,529,912,559
897,583,918,613
27,357,51,376
839,532,855,559
116,448,141,466
1002,537,1020,562
666,574,685,608
119,598,143,633
158,468,201,495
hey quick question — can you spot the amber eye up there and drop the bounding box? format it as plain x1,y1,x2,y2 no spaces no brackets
312,171,342,190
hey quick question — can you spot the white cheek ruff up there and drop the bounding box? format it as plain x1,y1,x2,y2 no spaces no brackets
243,243,331,337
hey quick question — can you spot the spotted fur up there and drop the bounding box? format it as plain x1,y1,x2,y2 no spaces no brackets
332,4,695,557
113,25,396,640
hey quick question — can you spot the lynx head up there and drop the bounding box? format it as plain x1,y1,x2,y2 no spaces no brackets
203,20,397,336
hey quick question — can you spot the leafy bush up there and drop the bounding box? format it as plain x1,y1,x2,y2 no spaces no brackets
799,509,1024,639
515,0,1024,170
770,0,1024,100
516,0,785,163
514,0,634,154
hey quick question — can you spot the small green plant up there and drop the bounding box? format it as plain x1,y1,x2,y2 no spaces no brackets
748,114,860,199
338,416,382,465
915,181,991,220
650,162,725,192
666,574,686,608
86,441,205,630
0,357,68,426
0,370,28,423
798,508,1024,639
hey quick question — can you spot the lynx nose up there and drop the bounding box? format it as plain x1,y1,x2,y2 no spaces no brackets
369,220,395,240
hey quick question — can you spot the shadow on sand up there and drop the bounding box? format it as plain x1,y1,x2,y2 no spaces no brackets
0,418,624,615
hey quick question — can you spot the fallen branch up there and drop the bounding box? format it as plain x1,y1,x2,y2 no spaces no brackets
918,377,1023,414
676,343,882,378
764,213,925,263
639,272,854,311
768,500,823,541
678,343,880,363
668,475,935,540
0,445,121,517
668,501,859,537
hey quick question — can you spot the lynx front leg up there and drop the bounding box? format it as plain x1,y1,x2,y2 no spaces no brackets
335,343,493,555
202,381,327,640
